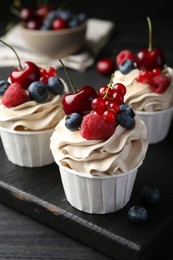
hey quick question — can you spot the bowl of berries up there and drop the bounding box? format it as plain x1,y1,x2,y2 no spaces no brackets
17,4,87,58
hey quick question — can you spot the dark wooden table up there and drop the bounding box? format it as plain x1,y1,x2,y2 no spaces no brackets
0,2,173,259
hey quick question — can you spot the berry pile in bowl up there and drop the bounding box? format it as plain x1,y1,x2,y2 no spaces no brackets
12,1,88,58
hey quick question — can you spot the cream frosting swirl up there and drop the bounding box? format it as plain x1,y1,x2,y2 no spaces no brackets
112,66,173,111
0,78,68,131
50,115,148,176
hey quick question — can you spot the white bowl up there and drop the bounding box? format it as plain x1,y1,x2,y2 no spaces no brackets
0,126,54,167
20,22,87,58
58,163,142,214
136,107,173,144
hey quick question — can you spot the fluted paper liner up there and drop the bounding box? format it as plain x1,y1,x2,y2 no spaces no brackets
137,107,173,144
0,126,54,167
58,163,141,214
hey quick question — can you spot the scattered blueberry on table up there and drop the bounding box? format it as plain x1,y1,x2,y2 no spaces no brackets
128,205,148,224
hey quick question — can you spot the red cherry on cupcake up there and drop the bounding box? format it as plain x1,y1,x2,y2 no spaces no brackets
135,17,165,71
10,61,41,89
62,85,98,115
0,38,41,89
59,59,97,115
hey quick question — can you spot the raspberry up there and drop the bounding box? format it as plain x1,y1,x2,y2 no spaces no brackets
150,75,171,94
80,113,115,140
116,50,134,67
2,83,29,108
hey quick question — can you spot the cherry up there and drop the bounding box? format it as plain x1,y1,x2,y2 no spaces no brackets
59,59,97,115
62,85,98,115
0,39,40,89
20,7,36,22
52,18,69,30
10,61,41,89
25,19,42,30
36,5,51,20
96,58,115,75
135,17,165,71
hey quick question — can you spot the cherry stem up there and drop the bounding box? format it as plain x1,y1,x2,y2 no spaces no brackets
0,38,23,70
59,59,77,92
147,16,152,51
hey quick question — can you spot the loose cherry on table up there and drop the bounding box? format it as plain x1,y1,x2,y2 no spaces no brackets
135,17,165,71
96,58,115,75
0,38,41,89
59,59,98,115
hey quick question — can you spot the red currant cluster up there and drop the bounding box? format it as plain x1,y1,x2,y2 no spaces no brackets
91,83,126,124
39,66,57,83
136,68,161,84
136,68,171,94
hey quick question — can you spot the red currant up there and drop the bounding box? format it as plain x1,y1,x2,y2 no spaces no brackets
136,70,153,84
112,90,124,104
91,97,106,115
98,86,106,98
47,66,57,77
112,83,126,96
106,101,120,113
103,110,117,124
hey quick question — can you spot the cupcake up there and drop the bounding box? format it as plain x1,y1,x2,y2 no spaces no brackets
0,41,68,167
50,73,148,214
112,17,173,144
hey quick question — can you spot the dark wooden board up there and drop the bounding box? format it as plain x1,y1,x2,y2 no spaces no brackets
0,121,173,260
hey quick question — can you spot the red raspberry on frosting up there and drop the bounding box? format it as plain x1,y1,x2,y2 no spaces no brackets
80,113,115,140
2,82,29,108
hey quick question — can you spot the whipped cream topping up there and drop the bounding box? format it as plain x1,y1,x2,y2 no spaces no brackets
112,66,173,111
0,78,68,131
50,115,148,176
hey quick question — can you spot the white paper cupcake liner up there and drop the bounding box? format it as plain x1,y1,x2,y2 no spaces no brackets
0,126,54,167
136,107,173,144
58,163,142,214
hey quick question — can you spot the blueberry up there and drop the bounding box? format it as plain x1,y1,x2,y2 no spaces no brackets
141,185,160,204
28,81,48,102
117,104,135,129
77,12,87,24
59,9,73,21
68,15,80,28
128,205,148,224
0,80,10,95
47,10,59,22
40,19,52,30
119,59,135,74
48,77,64,95
65,113,83,131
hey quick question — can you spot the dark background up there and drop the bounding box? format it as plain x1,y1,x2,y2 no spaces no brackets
1,0,173,65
